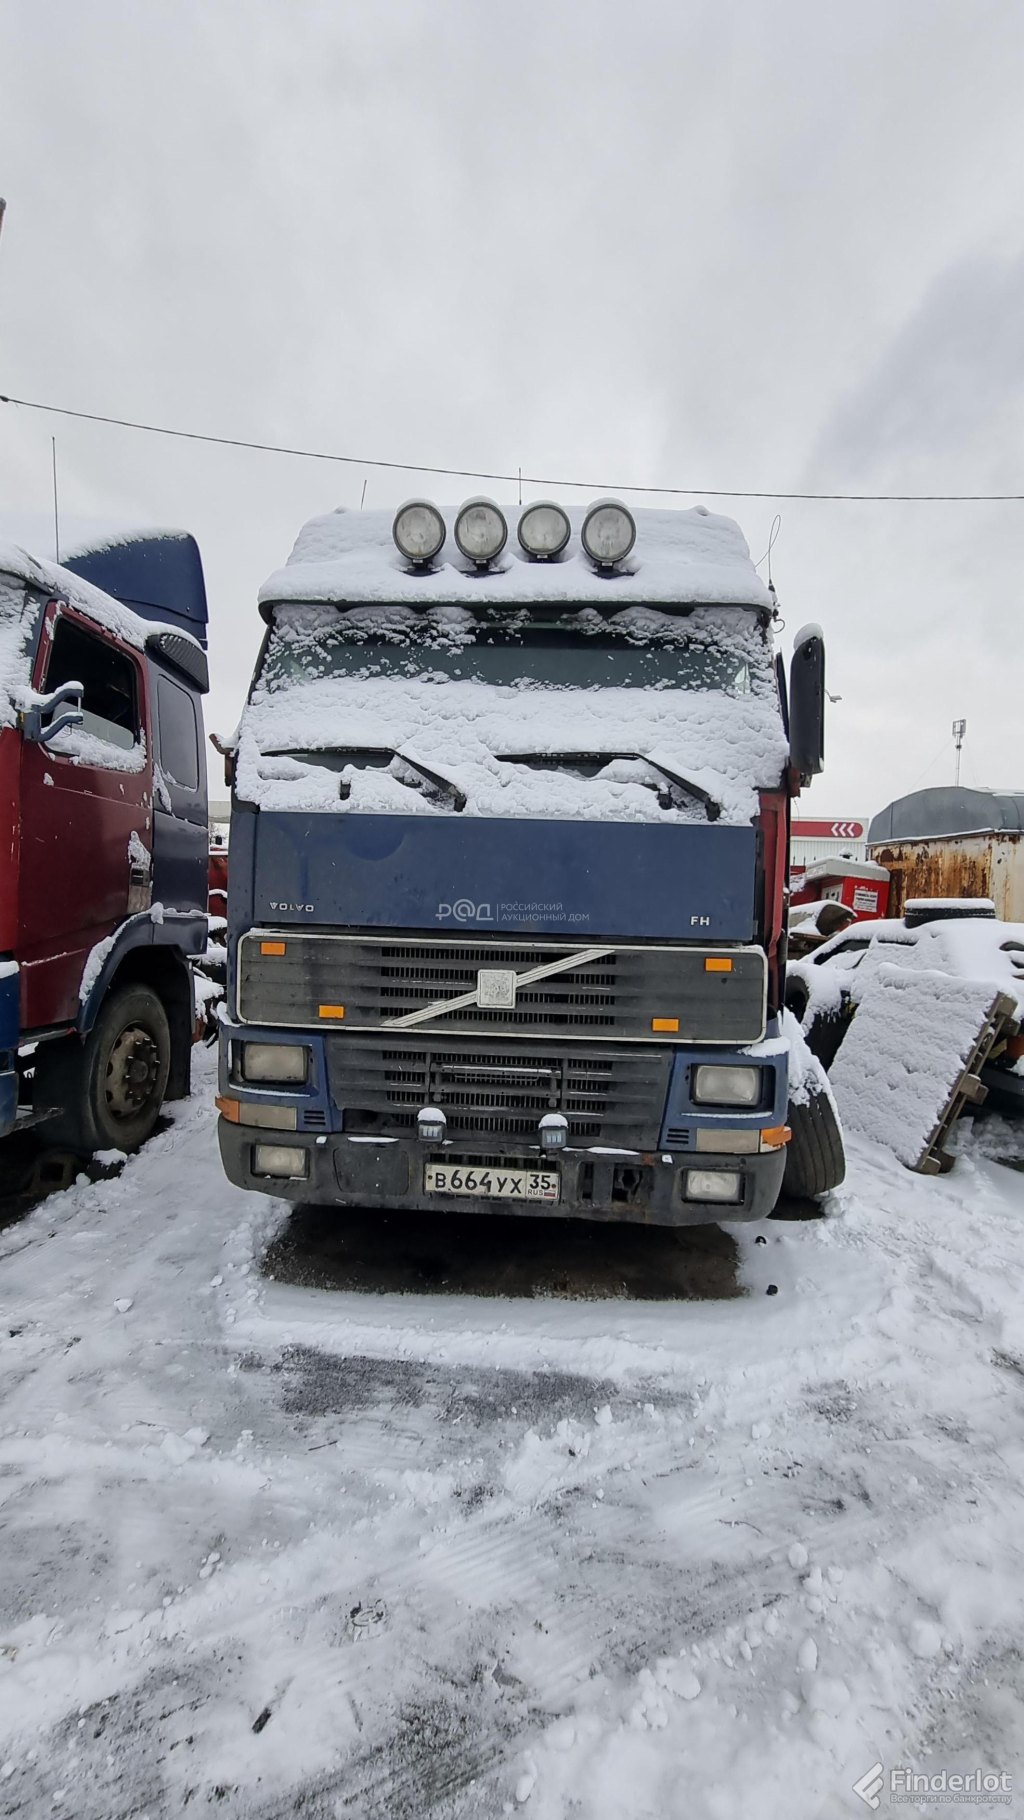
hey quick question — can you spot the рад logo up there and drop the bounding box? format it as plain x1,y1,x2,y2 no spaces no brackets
436,899,493,924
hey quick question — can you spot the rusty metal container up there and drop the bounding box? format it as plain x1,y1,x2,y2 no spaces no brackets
868,788,1024,921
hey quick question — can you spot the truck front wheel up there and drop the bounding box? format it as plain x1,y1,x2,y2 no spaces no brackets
782,1088,846,1200
36,985,172,1155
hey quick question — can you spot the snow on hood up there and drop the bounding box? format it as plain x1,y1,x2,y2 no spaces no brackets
260,504,774,612
238,606,788,827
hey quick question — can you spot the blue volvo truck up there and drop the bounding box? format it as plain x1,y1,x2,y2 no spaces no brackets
217,498,843,1222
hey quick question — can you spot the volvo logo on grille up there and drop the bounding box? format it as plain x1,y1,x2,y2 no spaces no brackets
477,968,518,1009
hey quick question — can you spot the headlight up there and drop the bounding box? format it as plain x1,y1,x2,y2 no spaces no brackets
454,497,508,566
693,1064,760,1107
581,498,636,568
517,501,571,560
392,499,446,565
240,1042,308,1085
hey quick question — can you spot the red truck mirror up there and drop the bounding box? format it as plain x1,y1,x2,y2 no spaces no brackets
19,680,85,747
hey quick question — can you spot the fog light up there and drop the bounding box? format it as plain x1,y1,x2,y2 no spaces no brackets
517,501,571,560
240,1042,309,1085
539,1112,568,1151
253,1143,308,1180
684,1169,742,1204
581,498,636,568
393,499,446,565
693,1064,760,1107
417,1106,447,1143
454,497,508,566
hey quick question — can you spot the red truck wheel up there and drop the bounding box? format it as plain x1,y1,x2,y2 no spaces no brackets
35,985,171,1155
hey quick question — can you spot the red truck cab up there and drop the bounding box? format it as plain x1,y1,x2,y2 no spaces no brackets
0,532,210,1152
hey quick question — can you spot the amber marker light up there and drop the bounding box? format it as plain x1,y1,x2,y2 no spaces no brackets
260,940,287,956
318,1004,346,1020
216,1096,241,1122
760,1126,792,1149
651,1017,680,1033
704,958,733,973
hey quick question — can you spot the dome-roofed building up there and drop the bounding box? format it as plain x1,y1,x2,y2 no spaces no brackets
868,786,1024,920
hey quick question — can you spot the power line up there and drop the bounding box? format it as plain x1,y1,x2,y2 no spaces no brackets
2,389,1022,503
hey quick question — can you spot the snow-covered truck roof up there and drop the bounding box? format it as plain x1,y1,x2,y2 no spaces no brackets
0,538,209,729
239,504,788,828
259,504,774,613
0,538,206,658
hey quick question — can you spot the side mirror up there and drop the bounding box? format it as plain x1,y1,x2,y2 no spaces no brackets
19,680,85,747
788,625,825,785
210,731,236,789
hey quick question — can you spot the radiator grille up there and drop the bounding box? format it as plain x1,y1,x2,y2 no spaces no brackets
330,1038,671,1147
239,932,766,1044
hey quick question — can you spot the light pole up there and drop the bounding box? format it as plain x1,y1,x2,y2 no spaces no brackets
952,718,967,787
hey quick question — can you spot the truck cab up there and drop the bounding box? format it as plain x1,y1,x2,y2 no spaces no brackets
217,498,837,1221
0,532,210,1153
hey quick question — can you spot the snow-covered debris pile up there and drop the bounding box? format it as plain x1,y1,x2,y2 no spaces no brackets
829,965,1011,1169
789,916,1024,1032
788,900,856,954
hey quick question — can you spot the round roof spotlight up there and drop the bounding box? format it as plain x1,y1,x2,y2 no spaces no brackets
392,499,446,566
581,498,636,570
454,497,508,567
517,500,571,561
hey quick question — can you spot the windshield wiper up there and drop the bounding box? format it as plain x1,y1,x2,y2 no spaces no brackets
264,746,466,812
500,750,721,820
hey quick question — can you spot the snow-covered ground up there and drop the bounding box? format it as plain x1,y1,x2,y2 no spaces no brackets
2,1050,1024,1818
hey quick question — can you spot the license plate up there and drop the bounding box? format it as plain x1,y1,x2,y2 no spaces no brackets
423,1163,560,1202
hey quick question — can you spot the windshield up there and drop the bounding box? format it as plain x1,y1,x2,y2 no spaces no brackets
259,601,764,694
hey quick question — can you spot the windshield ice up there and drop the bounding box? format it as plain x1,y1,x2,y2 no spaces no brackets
239,600,787,827
258,601,765,695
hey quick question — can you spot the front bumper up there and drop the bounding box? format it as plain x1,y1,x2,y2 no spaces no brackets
217,1122,787,1225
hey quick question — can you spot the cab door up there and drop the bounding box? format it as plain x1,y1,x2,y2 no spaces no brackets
18,603,153,1033
150,664,208,915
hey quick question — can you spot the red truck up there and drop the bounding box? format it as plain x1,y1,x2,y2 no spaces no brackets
0,532,210,1153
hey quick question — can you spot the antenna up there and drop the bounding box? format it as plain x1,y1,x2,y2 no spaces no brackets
359,476,368,511
952,717,967,786
51,437,61,563
518,466,522,506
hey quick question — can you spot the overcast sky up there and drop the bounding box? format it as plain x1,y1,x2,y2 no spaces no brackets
2,0,1022,817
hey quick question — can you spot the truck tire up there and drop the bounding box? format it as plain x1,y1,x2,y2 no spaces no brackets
783,1088,846,1199
35,985,171,1155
